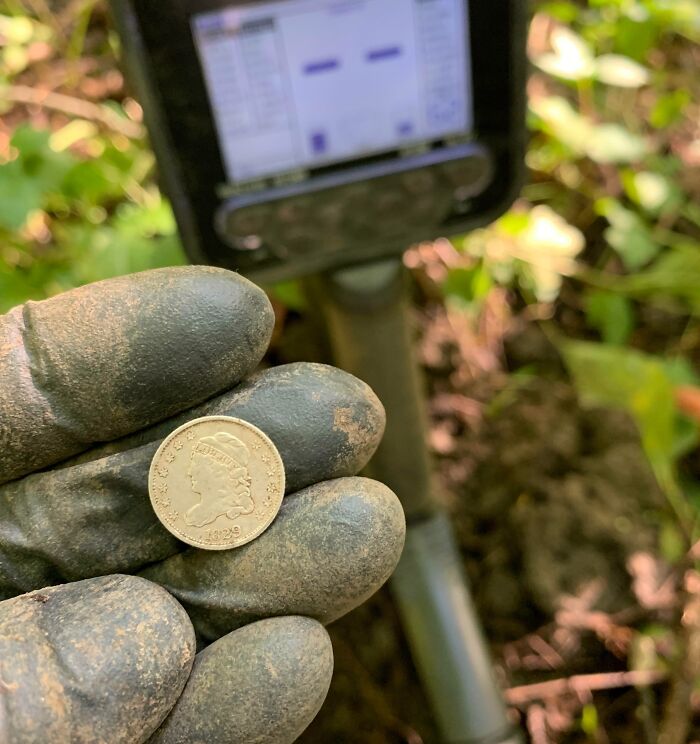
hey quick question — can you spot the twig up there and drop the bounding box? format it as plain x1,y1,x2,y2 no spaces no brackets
638,685,659,744
526,633,566,670
526,704,549,744
20,0,59,33
0,676,18,694
658,577,700,744
505,669,667,707
3,85,144,139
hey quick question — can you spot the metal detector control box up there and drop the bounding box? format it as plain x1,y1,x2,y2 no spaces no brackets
112,0,526,282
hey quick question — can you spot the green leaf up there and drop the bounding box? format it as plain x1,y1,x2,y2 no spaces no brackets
112,196,177,238
650,90,692,129
622,170,674,213
616,244,700,311
659,519,686,563
585,123,647,164
646,0,700,42
0,269,41,313
529,96,591,156
0,15,34,44
682,479,700,518
585,290,635,345
62,160,118,206
3,44,29,75
530,97,647,164
0,161,46,230
464,205,585,302
560,341,678,488
581,704,599,737
497,211,531,236
61,223,185,285
595,54,650,87
537,3,580,23
673,415,698,460
443,264,492,304
596,199,660,269
662,355,698,387
54,197,185,288
614,16,660,60
270,280,306,311
0,126,75,230
533,27,595,81
49,119,98,152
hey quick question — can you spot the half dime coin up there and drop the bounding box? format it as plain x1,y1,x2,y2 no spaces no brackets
148,416,285,550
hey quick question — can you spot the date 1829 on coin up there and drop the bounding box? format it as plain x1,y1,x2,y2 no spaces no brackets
148,416,285,550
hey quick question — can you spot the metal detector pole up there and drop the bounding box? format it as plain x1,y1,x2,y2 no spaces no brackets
315,259,521,744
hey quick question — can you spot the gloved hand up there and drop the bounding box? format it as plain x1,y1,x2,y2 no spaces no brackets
0,267,405,743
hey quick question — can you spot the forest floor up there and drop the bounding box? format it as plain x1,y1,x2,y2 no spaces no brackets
280,263,700,744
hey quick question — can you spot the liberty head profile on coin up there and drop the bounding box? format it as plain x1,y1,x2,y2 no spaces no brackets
149,416,285,550
185,432,254,527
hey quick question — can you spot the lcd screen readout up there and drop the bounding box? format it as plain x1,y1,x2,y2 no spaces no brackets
192,0,472,184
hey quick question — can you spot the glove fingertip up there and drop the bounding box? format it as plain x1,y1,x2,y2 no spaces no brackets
150,616,333,744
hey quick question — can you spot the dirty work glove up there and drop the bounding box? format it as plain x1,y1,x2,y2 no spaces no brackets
0,267,405,743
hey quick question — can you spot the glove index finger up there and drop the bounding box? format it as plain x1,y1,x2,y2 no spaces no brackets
0,267,274,485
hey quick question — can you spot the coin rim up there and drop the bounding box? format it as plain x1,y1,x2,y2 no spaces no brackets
148,415,286,551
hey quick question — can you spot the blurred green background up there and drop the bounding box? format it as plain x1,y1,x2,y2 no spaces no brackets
2,1,700,741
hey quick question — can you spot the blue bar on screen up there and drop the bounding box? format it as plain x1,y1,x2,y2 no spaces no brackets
304,59,340,74
367,46,402,62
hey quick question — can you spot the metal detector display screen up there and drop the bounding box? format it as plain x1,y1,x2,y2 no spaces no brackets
192,0,472,185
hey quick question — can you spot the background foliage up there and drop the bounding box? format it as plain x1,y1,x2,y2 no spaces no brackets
0,3,184,310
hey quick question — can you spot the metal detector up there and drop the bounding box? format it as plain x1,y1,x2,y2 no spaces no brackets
110,1,527,740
